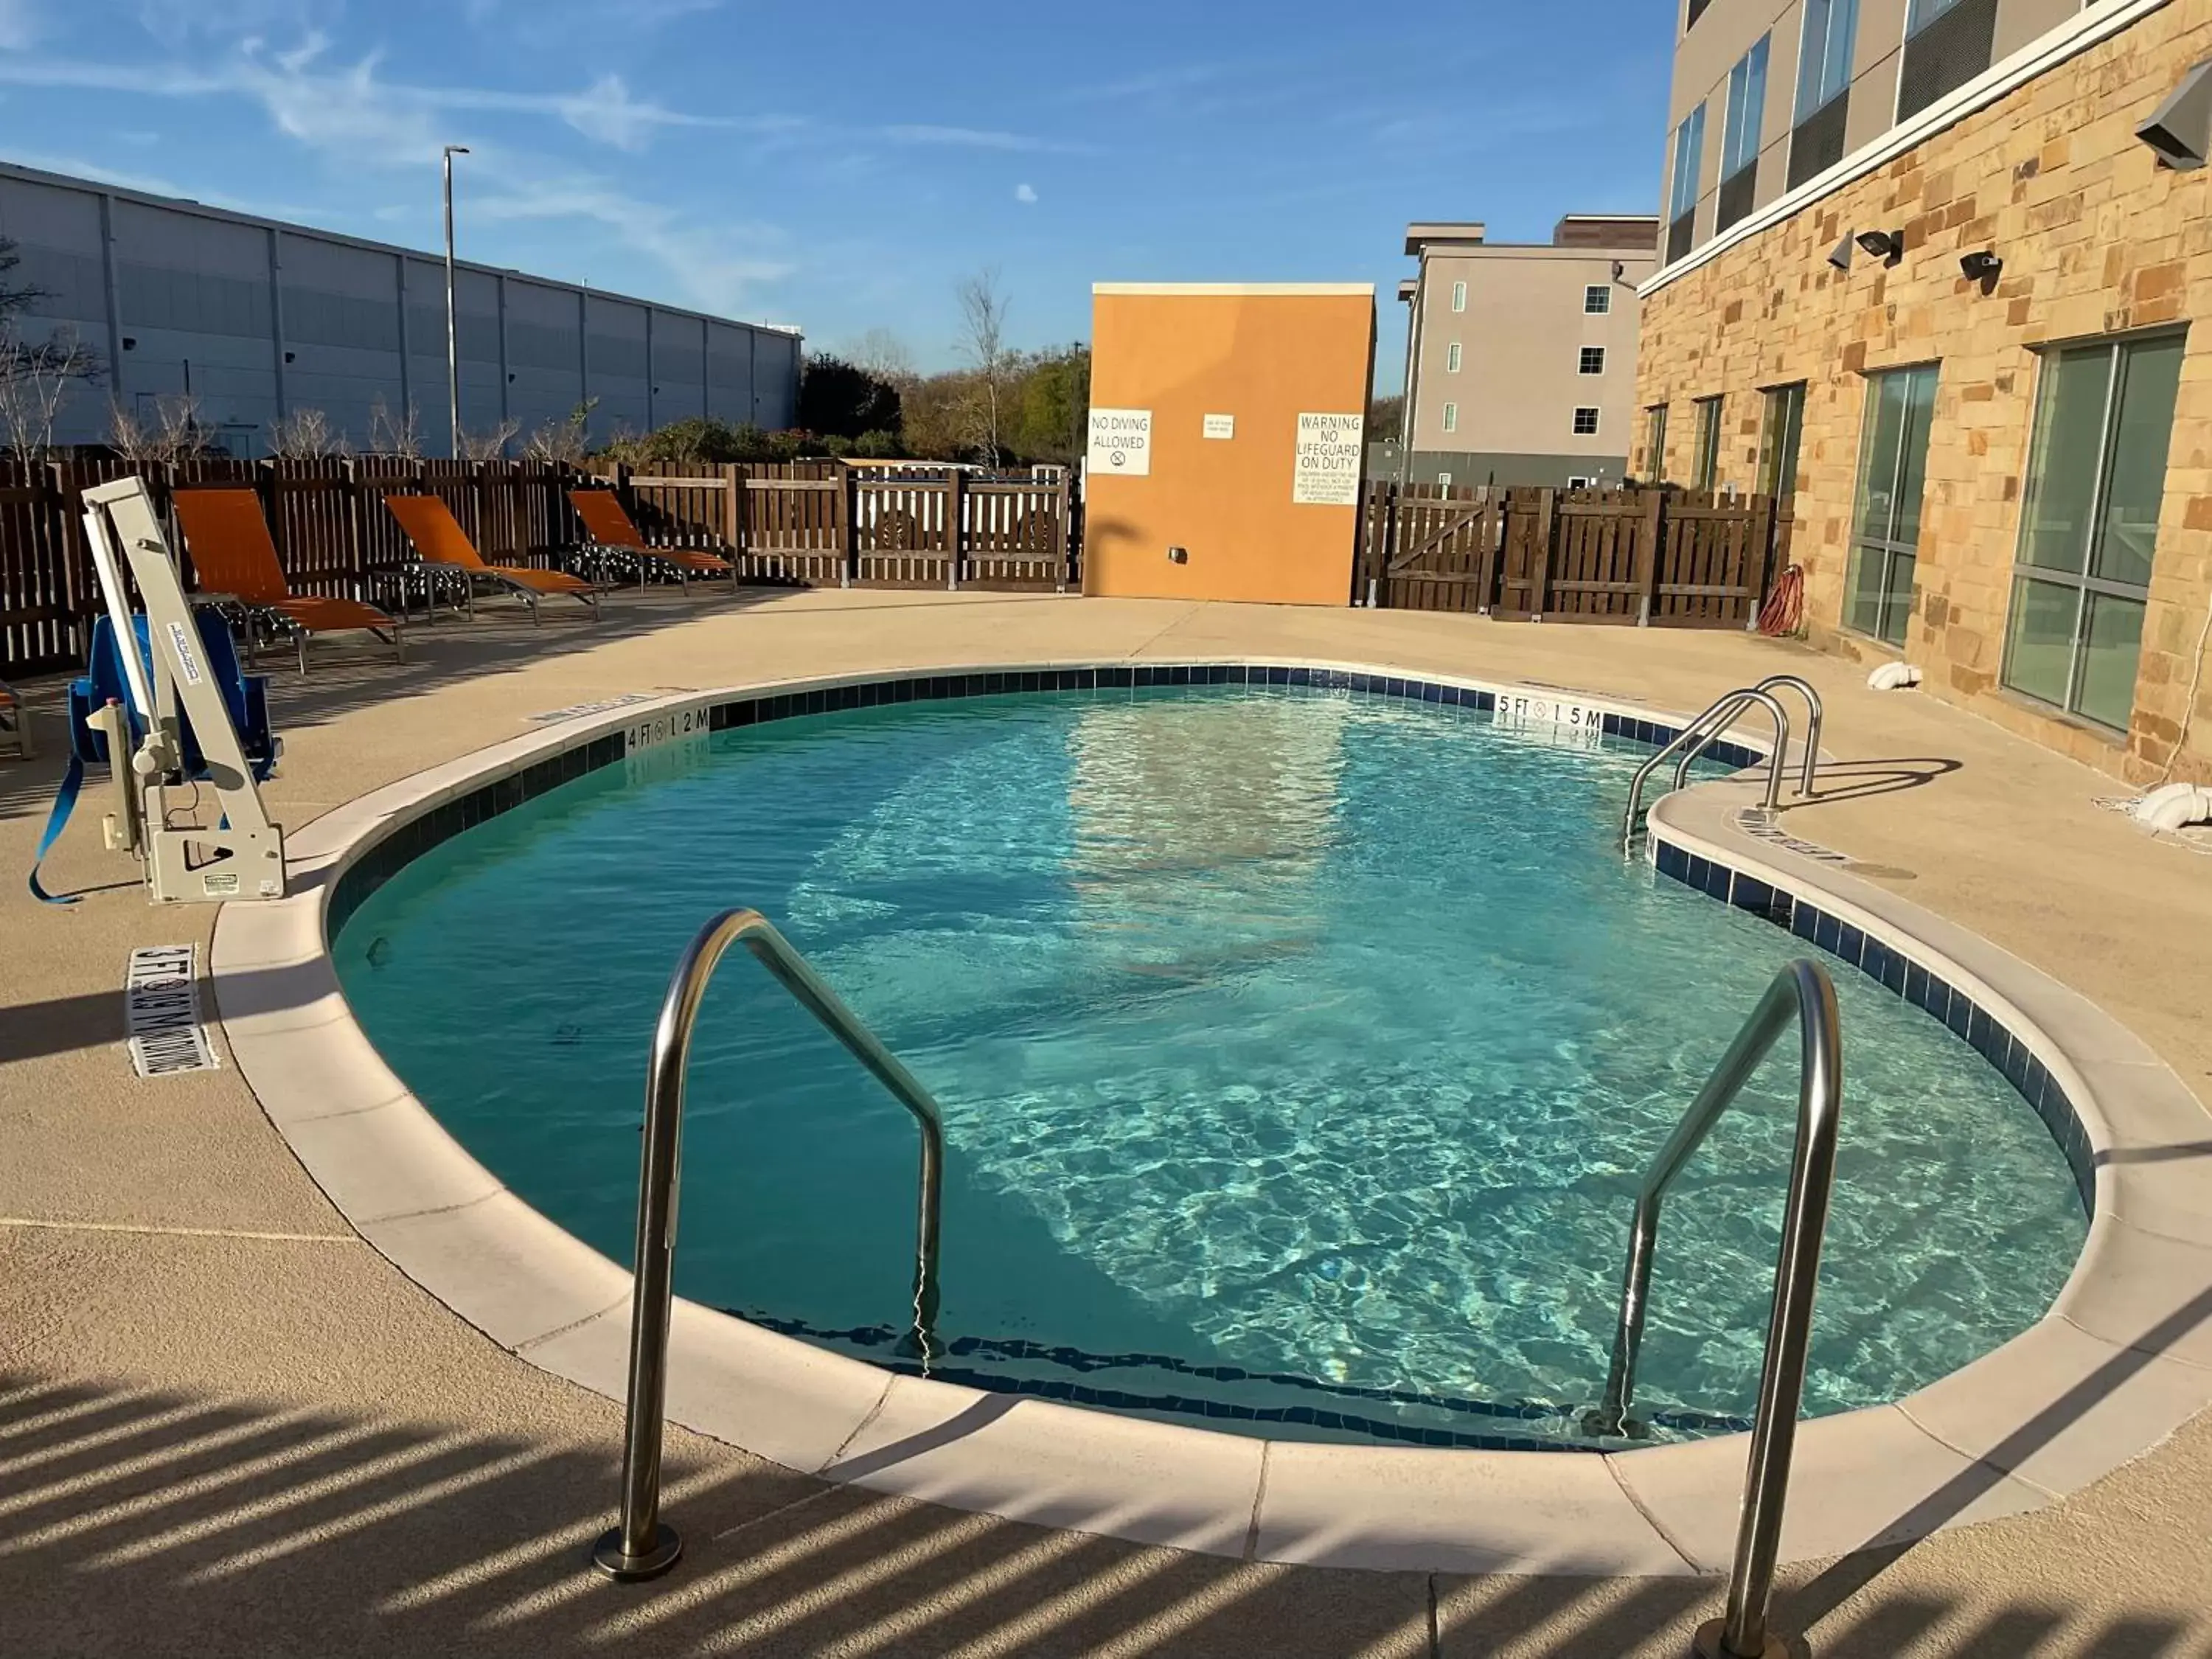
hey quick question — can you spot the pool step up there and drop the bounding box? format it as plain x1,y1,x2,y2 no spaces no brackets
731,1310,1749,1452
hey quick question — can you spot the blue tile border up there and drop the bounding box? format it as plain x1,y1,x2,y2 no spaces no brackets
1648,832,2096,1218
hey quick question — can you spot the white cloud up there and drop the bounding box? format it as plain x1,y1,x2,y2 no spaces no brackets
467,176,793,315
882,123,1083,156
1015,183,1037,205
0,0,40,49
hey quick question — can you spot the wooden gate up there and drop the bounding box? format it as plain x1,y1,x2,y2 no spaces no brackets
1368,485,1502,613
1652,491,1773,627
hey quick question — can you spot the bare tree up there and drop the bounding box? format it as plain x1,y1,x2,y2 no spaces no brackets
456,417,521,462
0,239,104,458
955,271,1012,467
524,399,597,465
267,406,348,460
367,396,424,459
108,394,210,466
852,327,916,386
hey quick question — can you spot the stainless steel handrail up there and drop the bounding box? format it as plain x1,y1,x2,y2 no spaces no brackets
591,908,946,1583
1587,959,1843,1659
1621,687,1791,847
1671,674,1823,798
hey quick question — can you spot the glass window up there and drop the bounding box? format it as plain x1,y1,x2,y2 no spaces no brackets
1796,0,1859,119
1846,363,1938,647
1907,0,1964,35
1573,407,1600,436
1442,402,1458,434
1645,404,1669,479
1759,383,1806,498
1585,285,1612,315
1451,282,1467,313
1669,106,1706,223
1446,341,1461,373
1692,395,1724,490
2002,334,2183,730
1722,35,1770,181
1579,347,1606,375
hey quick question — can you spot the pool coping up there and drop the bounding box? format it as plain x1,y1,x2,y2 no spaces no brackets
209,656,2212,1579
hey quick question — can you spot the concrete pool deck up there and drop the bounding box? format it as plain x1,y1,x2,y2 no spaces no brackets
4,588,2211,1658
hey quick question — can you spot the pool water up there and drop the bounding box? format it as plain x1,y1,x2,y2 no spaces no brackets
337,686,2085,1447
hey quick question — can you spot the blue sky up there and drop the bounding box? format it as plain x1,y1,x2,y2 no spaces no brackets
0,0,1676,390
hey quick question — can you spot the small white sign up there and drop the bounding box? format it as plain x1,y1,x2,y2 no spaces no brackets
1087,408,1153,477
1293,411,1365,506
1203,414,1235,440
625,701,712,755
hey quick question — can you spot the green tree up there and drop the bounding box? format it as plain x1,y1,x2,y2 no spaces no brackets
799,352,902,440
1009,345,1090,466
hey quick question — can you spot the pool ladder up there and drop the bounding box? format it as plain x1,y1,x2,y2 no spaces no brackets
1621,675,1823,849
1585,959,1844,1659
591,909,945,1584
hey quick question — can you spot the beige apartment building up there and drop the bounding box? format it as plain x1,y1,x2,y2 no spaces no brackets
1638,0,2212,787
1393,217,1659,489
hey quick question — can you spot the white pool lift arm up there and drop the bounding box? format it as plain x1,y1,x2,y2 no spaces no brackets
80,476,286,905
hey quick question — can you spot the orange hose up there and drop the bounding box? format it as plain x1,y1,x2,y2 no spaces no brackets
1758,564,1805,637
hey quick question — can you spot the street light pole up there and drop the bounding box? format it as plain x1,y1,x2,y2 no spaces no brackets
442,144,470,459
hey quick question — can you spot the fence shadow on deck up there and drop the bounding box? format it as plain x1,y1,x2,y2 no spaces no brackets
3,1364,2205,1659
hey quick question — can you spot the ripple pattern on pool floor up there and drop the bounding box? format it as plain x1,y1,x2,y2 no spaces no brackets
337,686,2086,1443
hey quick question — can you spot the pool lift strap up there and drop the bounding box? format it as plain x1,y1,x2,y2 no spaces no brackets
77,476,287,905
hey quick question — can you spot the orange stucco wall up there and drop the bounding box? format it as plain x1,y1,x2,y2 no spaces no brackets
1083,288,1376,606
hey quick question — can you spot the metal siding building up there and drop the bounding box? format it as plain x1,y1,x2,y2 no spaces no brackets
0,160,801,455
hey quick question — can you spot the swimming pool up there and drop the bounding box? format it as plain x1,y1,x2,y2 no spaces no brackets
334,682,2086,1449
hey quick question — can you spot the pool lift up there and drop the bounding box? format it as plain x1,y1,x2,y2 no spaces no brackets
70,476,288,905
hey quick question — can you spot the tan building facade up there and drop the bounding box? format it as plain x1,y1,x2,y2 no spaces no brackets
1638,0,2212,787
1396,218,1658,489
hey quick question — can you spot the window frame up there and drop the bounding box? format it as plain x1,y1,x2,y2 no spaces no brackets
1450,281,1467,313
1795,0,1859,122
1721,34,1770,184
1445,341,1461,374
1691,394,1724,491
1668,105,1706,224
1441,401,1458,434
1644,403,1670,480
1579,346,1607,376
1905,0,1964,38
1758,381,1806,498
2000,332,2183,729
1846,362,1939,648
1572,406,1601,437
1585,285,1613,315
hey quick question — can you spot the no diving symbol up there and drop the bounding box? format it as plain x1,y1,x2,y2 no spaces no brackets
1110,450,1128,468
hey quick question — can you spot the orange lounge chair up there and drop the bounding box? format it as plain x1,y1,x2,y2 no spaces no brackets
173,488,404,673
383,494,602,625
567,488,736,591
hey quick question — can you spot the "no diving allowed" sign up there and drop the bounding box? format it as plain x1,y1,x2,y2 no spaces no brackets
1087,408,1152,477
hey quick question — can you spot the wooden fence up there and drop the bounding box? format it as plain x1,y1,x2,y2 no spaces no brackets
1,456,1077,678
1354,482,1780,629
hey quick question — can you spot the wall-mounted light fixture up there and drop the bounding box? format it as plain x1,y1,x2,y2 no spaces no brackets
2138,58,2211,170
1612,260,1627,282
121,335,137,351
282,350,296,364
1854,229,1905,266
1826,234,1855,272
1960,250,2003,289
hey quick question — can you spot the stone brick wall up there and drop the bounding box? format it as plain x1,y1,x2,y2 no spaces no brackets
1635,0,2212,786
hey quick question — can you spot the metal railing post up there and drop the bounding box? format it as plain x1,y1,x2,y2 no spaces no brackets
1672,675,1821,799
1580,960,1842,1659
592,908,946,1583
1622,686,1791,847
